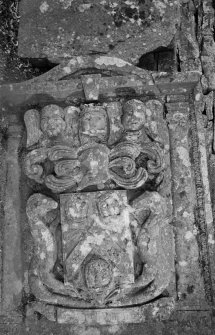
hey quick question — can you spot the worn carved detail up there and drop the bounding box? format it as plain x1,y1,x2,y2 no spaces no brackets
24,109,42,147
26,194,82,304
26,189,171,308
24,99,165,192
23,67,173,314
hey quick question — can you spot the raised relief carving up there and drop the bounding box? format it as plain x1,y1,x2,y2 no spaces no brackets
60,191,134,306
26,194,81,305
26,189,171,307
24,91,173,312
24,100,165,192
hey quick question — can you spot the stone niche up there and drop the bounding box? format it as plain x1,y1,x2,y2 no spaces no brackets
0,56,214,327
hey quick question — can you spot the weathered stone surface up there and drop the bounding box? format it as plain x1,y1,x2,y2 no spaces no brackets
200,1,215,89
1,115,23,313
60,191,134,306
10,58,175,323
0,56,199,109
1,56,214,332
24,109,43,147
23,99,165,193
56,297,175,325
1,0,215,331
18,0,179,63
176,1,201,73
166,102,205,304
193,85,215,303
0,310,213,335
25,187,173,310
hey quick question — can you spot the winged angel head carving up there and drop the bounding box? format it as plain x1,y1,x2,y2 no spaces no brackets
23,99,165,193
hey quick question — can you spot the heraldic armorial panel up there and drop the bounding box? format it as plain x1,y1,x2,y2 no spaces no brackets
25,99,173,308
21,58,174,321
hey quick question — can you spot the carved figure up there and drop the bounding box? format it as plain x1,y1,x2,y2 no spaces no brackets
24,99,166,149
26,190,171,307
24,95,172,309
130,191,168,289
79,105,108,144
122,99,149,144
122,99,167,146
41,105,66,137
26,194,83,306
60,191,134,305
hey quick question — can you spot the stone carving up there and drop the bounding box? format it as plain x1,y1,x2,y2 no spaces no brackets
2,51,212,327
24,99,165,192
24,89,173,312
26,189,171,307
60,191,134,306
24,109,42,147
26,194,82,306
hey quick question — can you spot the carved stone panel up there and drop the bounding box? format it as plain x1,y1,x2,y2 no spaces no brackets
1,31,215,330
60,191,134,306
23,99,166,193
3,57,200,325
23,92,174,314
26,188,172,310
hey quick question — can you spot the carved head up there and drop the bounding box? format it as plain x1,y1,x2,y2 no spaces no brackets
122,99,146,131
41,104,66,137
80,105,108,143
26,194,58,223
98,193,122,217
65,196,89,221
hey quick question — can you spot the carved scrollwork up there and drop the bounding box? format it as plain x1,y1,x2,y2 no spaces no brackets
48,145,78,161
54,160,81,177
24,148,48,184
45,174,83,193
109,142,148,189
109,141,164,189
23,99,166,192
24,142,163,192
138,142,164,175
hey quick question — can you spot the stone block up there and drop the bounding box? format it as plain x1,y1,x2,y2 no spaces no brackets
18,0,179,63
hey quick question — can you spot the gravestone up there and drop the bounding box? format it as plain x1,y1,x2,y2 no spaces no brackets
0,0,215,334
